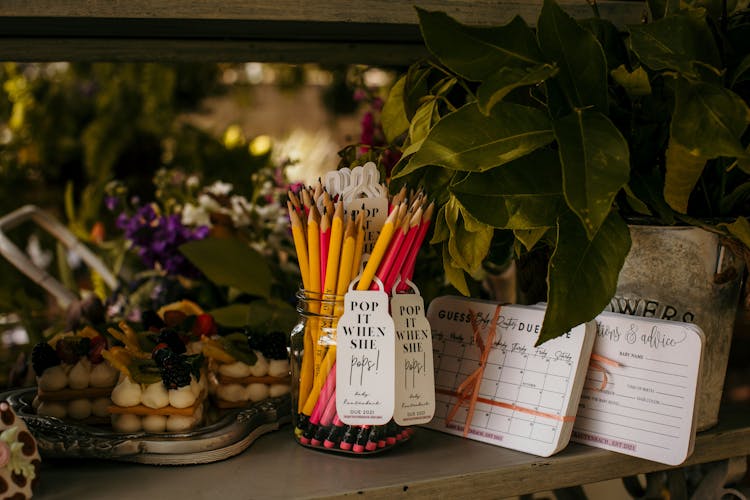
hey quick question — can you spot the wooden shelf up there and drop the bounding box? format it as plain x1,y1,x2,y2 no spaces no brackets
34,404,750,499
0,1,647,63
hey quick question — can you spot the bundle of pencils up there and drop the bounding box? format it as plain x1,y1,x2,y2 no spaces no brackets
287,182,434,453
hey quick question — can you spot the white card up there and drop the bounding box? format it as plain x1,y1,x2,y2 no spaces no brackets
336,288,395,425
571,312,703,465
426,296,596,457
391,287,435,426
344,197,388,255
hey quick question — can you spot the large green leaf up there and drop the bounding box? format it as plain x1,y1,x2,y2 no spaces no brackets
417,8,542,81
537,0,608,113
180,238,271,298
629,168,675,224
209,304,250,327
648,0,680,20
731,54,750,88
539,210,631,345
611,65,652,97
553,109,630,238
442,242,470,295
671,78,750,159
381,75,410,142
628,9,721,79
514,228,551,251
580,18,630,71
409,99,438,145
450,148,566,229
245,299,297,333
663,139,707,213
444,197,495,276
477,64,558,114
394,102,553,178
404,65,431,120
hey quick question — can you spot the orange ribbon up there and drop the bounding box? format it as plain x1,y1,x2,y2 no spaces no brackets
444,306,502,437
438,388,575,424
588,353,620,391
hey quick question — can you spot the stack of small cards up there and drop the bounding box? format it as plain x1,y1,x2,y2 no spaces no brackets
572,312,703,465
426,296,596,457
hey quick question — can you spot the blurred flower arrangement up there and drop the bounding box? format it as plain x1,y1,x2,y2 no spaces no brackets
99,155,299,331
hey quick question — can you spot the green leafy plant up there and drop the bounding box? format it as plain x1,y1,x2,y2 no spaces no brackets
383,0,750,343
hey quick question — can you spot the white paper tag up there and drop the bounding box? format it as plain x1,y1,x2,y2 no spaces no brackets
391,282,435,426
336,287,395,425
344,197,388,255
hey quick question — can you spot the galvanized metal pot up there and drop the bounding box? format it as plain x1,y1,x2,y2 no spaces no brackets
606,225,745,430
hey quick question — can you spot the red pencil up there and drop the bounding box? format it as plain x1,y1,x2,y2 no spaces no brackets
383,207,422,293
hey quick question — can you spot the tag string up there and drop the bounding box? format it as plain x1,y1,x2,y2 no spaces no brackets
588,353,620,391
444,305,504,437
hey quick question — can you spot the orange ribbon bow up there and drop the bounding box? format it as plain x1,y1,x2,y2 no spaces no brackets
588,353,620,391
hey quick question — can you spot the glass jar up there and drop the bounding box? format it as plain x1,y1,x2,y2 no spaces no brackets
290,289,412,454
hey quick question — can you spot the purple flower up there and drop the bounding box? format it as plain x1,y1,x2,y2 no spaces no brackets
105,196,119,211
116,205,210,278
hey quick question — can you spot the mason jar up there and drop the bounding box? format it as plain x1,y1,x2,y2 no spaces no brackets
290,289,411,453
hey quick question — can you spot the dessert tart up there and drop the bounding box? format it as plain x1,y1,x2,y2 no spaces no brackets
202,329,291,409
0,400,41,499
31,327,118,424
103,322,207,433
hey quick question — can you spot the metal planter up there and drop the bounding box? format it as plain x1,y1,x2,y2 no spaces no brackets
607,225,745,430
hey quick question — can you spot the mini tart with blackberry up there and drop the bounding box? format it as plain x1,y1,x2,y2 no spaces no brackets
102,322,207,433
202,329,291,409
31,327,118,424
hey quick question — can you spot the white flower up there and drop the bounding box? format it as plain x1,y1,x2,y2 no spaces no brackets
197,194,222,212
206,181,234,196
230,195,252,227
181,203,212,227
186,175,200,189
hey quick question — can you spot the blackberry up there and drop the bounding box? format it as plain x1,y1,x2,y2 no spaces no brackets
160,361,191,389
157,328,186,354
74,337,91,357
261,331,288,360
141,310,165,331
31,342,60,375
245,328,264,352
152,344,173,367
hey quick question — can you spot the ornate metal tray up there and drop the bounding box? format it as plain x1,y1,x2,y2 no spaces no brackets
0,387,290,465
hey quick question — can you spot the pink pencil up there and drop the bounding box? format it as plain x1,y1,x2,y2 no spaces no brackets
369,217,408,291
309,364,336,427
397,202,434,292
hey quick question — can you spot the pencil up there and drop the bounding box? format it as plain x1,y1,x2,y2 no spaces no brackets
371,216,409,291
356,204,400,291
337,217,356,296
383,207,422,292
288,201,310,290
323,201,344,296
397,202,434,292
319,209,331,290
350,211,365,280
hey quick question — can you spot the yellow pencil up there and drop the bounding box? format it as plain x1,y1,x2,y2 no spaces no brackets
356,204,400,291
337,218,356,295
323,201,344,295
287,201,309,290
307,206,321,296
298,205,321,412
350,211,365,281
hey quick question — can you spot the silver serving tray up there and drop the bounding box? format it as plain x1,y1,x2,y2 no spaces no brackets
1,387,290,465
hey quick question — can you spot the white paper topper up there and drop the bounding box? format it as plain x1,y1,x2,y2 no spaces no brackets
391,278,435,426
336,278,395,425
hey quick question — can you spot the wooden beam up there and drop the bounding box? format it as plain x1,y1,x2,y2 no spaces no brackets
0,1,647,63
